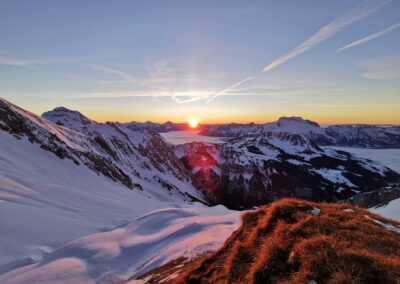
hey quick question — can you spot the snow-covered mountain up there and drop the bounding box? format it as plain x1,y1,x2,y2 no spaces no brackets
41,109,188,134
199,117,400,149
200,116,324,136
2,98,398,210
1,98,205,203
174,132,399,209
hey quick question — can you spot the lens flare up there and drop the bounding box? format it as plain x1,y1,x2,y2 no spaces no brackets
188,118,199,128
186,143,220,192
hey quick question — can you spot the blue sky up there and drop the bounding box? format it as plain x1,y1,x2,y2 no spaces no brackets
0,0,399,123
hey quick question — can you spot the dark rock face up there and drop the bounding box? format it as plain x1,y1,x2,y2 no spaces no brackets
322,125,400,148
347,186,400,208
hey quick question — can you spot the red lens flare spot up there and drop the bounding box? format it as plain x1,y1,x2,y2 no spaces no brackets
186,143,220,192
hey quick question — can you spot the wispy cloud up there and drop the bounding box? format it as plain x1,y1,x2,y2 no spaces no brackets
337,21,400,52
206,0,391,103
172,96,202,103
89,64,137,83
91,63,183,102
52,90,214,101
91,60,198,87
0,55,89,67
0,57,35,67
359,55,400,80
262,0,391,73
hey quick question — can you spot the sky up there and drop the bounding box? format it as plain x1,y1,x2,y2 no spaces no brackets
0,0,399,124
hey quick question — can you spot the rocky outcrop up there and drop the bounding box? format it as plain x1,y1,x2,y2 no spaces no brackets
347,186,400,208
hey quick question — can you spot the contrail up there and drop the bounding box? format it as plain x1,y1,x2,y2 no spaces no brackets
337,21,400,52
262,0,391,73
172,95,202,103
206,74,256,103
207,0,391,103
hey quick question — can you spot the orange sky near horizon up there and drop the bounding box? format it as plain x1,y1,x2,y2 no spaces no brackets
47,106,400,126
4,96,400,126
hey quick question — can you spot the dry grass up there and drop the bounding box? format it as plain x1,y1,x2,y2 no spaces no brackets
177,198,400,284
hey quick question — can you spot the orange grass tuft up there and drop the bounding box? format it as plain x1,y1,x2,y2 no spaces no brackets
178,198,400,284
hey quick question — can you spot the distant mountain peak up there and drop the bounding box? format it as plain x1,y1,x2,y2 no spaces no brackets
277,116,320,128
51,106,73,112
42,106,94,129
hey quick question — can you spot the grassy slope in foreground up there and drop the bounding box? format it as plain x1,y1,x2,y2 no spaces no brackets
178,199,400,284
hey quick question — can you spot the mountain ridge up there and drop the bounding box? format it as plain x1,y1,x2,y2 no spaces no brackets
1,97,399,210
0,97,205,203
41,106,400,149
199,117,400,149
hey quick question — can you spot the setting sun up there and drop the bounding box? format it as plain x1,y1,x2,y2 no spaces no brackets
188,118,199,128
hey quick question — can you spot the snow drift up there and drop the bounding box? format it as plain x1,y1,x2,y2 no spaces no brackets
0,206,241,284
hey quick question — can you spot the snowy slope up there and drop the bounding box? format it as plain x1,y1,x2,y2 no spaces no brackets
370,198,400,221
333,146,400,222
0,130,241,280
0,98,205,202
0,131,168,273
0,100,241,282
0,201,241,283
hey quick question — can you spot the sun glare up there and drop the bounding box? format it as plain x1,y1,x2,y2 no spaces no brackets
188,118,199,128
